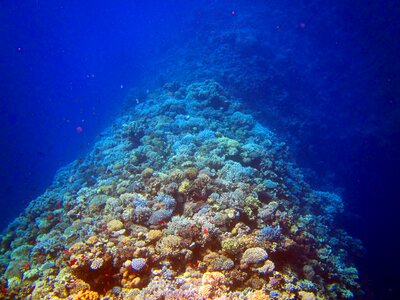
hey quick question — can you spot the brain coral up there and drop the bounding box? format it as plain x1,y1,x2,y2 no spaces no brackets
156,235,183,258
130,258,146,272
107,219,124,231
241,247,269,266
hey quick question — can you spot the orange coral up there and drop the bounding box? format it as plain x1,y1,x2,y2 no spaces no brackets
248,290,270,300
72,290,99,300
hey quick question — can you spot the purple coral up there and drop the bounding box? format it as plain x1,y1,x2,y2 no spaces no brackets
154,194,176,210
258,225,281,241
148,194,176,225
130,258,146,272
149,209,174,225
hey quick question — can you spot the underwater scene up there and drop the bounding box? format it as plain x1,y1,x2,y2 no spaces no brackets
0,1,399,299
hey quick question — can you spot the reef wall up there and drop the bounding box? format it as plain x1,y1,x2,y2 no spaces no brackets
0,81,362,299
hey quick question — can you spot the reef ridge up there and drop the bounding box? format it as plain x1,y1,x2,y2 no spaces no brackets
0,80,362,299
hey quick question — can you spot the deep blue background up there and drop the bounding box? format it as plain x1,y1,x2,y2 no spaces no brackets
1,1,399,298
0,0,194,224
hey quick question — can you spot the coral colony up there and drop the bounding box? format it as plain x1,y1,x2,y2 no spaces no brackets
0,81,362,299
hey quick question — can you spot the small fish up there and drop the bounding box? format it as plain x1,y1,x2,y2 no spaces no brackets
75,126,84,134
158,220,167,226
188,260,199,269
69,258,77,266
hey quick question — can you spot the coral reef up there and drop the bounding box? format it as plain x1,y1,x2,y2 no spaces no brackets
0,80,362,299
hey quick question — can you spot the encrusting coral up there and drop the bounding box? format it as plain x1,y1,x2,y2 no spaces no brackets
0,80,362,299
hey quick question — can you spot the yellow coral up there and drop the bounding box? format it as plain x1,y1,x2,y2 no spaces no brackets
199,272,228,299
218,136,240,148
96,184,113,195
107,219,124,231
248,290,270,300
86,235,98,245
244,195,262,214
70,242,85,252
202,271,227,286
146,229,163,243
156,235,182,257
199,284,213,299
221,237,242,256
299,291,316,300
141,167,154,179
185,167,198,179
178,180,190,193
113,161,123,170
169,168,184,180
72,290,99,300
217,136,240,155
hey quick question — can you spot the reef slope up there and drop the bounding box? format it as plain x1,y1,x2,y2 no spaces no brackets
0,81,362,299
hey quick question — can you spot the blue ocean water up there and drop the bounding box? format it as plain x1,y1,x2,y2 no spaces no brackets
0,0,193,224
0,0,399,298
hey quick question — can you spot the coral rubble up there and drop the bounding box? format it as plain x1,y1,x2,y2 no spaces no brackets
0,80,362,299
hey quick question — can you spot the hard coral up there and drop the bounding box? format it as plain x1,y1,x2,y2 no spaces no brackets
199,271,229,299
130,258,147,272
90,257,104,270
107,219,124,231
72,290,99,300
241,247,269,267
185,167,199,179
156,235,183,258
0,80,362,299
